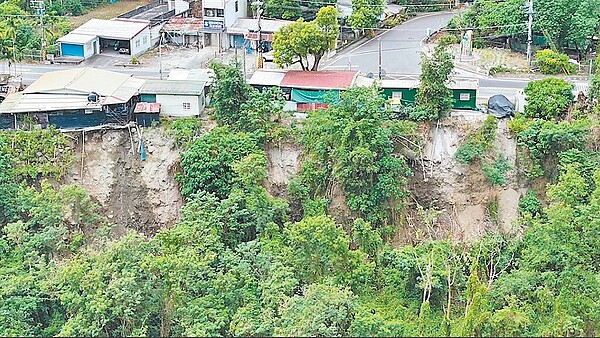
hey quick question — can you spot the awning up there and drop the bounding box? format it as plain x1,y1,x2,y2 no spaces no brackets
134,102,160,113
291,88,339,104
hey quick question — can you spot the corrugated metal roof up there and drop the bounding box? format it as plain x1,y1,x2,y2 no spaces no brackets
57,33,97,44
141,79,205,95
450,78,479,90
382,78,479,90
0,92,102,114
228,18,293,35
134,102,161,113
163,17,203,33
354,75,375,87
68,18,149,41
23,67,144,105
248,70,286,86
381,79,420,89
167,68,214,83
280,70,359,90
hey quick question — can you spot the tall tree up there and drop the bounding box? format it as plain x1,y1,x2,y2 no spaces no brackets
348,0,385,32
272,6,339,71
413,41,454,121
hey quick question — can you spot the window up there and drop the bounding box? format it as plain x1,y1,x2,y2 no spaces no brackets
459,93,471,101
391,91,402,99
143,36,148,44
217,9,224,17
205,8,215,16
183,102,191,110
135,39,140,48
235,1,238,12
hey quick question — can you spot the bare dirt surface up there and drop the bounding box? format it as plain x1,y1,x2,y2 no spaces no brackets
65,128,182,236
404,112,528,244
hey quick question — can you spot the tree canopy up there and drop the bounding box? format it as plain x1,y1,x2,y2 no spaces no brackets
272,6,339,71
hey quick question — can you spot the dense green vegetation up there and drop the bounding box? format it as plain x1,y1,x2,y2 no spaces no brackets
447,0,600,58
0,0,131,59
1,63,600,336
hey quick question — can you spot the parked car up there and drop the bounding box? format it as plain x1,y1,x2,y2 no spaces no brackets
119,47,130,54
262,50,275,63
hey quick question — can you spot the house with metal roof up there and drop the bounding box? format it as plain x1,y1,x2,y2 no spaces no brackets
248,69,360,112
57,18,152,60
381,78,480,110
162,17,204,46
140,79,206,117
0,67,145,130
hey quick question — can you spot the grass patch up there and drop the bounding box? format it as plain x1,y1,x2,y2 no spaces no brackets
68,0,154,28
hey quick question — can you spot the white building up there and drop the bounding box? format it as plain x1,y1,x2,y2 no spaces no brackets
202,0,248,49
58,18,152,59
140,80,206,117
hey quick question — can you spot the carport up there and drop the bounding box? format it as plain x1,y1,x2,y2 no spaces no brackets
57,18,152,58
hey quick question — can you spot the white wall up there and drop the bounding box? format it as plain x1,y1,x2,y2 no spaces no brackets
204,0,225,8
224,0,245,28
83,38,99,59
156,94,204,117
130,26,152,56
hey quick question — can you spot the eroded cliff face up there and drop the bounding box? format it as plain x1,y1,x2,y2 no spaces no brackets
64,128,183,236
60,113,526,243
399,113,528,244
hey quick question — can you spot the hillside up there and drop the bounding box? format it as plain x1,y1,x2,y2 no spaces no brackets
1,63,599,336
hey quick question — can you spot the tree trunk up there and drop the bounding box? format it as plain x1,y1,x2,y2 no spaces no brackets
299,57,307,71
311,53,323,71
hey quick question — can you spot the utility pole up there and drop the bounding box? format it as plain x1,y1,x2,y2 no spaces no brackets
32,0,46,61
243,42,247,81
378,38,382,79
159,32,164,80
252,1,264,69
526,0,534,68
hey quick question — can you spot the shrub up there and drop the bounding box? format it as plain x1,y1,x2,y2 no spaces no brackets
518,190,542,216
523,78,574,119
455,115,498,164
489,65,512,75
162,117,202,147
534,49,576,75
482,155,512,185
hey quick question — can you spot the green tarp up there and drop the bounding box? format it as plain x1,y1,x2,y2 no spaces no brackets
291,88,339,103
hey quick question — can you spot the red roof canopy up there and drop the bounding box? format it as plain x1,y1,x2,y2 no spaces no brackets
280,70,359,90
134,102,160,113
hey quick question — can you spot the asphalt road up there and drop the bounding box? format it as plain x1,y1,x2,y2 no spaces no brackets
324,12,456,76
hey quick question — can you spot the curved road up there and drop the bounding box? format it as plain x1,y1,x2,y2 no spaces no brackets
324,12,456,75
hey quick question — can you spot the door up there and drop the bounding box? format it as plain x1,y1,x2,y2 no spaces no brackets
60,43,84,57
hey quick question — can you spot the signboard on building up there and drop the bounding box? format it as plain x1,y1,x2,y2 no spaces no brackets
204,19,224,31
245,32,274,42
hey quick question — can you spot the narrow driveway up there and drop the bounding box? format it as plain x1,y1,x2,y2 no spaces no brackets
324,12,456,75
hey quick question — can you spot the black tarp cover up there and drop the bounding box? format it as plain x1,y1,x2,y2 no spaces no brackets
487,94,515,118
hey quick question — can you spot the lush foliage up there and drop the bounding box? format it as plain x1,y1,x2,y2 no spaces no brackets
292,85,415,226
0,127,73,179
447,0,600,57
412,42,454,121
162,116,202,147
535,49,577,74
455,115,498,164
262,0,328,20
272,6,339,71
348,0,385,31
482,155,512,185
3,63,600,337
523,78,574,119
